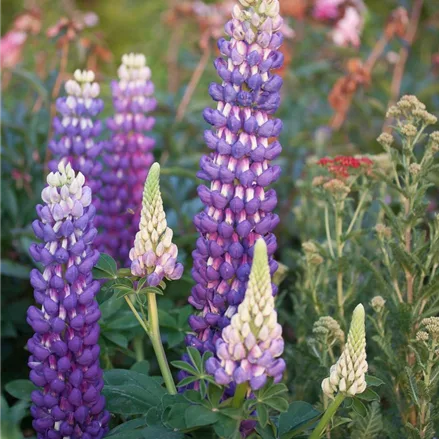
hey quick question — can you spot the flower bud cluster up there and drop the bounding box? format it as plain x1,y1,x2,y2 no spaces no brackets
322,304,368,398
27,162,108,437
206,239,285,390
49,69,104,195
302,240,324,266
370,295,386,313
386,95,437,126
313,316,345,345
129,163,183,286
187,0,284,358
96,54,157,265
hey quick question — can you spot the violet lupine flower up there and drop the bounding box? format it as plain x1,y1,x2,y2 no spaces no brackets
206,239,285,390
129,162,184,285
49,69,104,195
95,53,156,266
187,0,283,357
27,162,109,438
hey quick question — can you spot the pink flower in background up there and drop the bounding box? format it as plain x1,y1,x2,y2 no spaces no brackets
332,7,362,47
313,0,344,20
0,30,27,69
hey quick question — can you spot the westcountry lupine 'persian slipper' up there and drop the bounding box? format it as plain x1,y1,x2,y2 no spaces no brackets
129,162,183,286
187,0,284,358
27,162,109,438
322,304,368,398
96,53,157,266
49,69,104,195
206,238,285,390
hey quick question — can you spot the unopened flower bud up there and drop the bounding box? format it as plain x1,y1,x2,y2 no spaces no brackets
377,132,394,147
416,331,429,342
370,296,386,313
409,163,421,176
375,223,392,239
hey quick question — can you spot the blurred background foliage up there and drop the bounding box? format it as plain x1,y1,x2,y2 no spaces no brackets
1,0,438,436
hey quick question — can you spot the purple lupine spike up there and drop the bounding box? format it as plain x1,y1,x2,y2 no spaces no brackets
27,162,109,438
186,0,284,359
95,53,157,266
49,69,104,197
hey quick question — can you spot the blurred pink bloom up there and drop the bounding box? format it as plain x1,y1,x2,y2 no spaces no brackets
0,30,27,69
313,0,344,20
332,7,362,47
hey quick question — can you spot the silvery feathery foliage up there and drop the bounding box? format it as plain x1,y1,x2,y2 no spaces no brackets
27,162,109,438
96,53,157,266
49,69,104,195
129,162,184,286
322,304,368,398
206,238,285,390
187,0,284,358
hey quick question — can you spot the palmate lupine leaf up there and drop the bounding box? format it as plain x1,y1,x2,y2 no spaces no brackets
351,402,383,439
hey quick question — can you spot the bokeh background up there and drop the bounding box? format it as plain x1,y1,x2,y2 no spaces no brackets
1,0,438,436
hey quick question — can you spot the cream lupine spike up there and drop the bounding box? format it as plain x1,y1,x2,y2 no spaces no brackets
322,304,368,398
129,163,183,285
206,239,285,390
64,69,100,99
118,53,151,83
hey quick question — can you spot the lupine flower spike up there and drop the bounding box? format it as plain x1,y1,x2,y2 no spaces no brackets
49,69,104,195
129,162,184,286
96,53,157,265
188,0,284,358
27,162,109,438
206,238,285,390
322,304,368,398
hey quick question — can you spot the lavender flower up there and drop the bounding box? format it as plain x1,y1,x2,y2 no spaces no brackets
187,0,284,356
27,162,109,438
129,162,184,285
206,239,285,390
96,53,157,266
49,69,104,195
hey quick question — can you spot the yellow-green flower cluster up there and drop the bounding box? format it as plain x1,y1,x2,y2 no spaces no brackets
129,163,183,286
322,304,368,398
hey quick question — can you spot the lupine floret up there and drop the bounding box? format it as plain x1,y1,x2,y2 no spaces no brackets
27,162,109,438
49,69,104,195
322,304,368,398
187,0,284,358
96,53,157,265
206,238,285,390
129,162,184,286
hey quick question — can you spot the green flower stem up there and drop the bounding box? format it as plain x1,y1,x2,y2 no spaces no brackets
125,296,150,334
419,340,437,436
309,393,345,439
345,189,369,238
335,203,344,320
325,204,335,259
133,335,145,362
232,383,248,408
147,292,177,395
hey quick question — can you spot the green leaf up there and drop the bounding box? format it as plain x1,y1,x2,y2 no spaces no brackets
141,426,184,439
255,423,277,439
131,360,150,376
0,260,31,279
352,398,367,417
164,402,191,430
176,376,198,387
184,404,219,428
100,293,125,320
106,417,147,439
12,67,49,101
208,383,224,408
263,396,289,412
278,401,321,436
261,383,288,399
256,403,269,428
93,253,118,279
187,346,203,370
138,286,164,295
103,369,166,415
103,332,129,348
171,360,198,376
213,414,241,439
5,380,36,401
357,388,380,402
106,312,139,330
365,375,385,387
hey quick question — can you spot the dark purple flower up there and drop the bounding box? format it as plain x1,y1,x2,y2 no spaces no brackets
95,53,156,266
27,162,109,438
185,0,284,363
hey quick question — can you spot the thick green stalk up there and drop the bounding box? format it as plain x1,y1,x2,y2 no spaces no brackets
335,204,344,320
147,293,177,395
309,393,345,439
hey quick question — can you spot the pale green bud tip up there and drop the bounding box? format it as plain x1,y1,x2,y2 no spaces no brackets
322,304,368,398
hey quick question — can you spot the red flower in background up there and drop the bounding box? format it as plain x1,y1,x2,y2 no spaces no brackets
318,155,373,178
